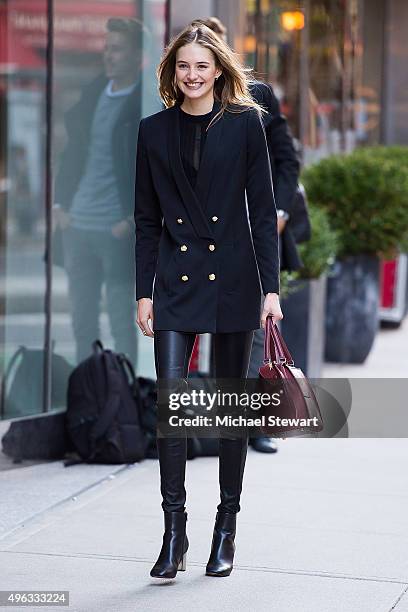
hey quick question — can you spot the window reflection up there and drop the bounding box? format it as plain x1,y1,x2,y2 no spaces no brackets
1,0,166,419
52,2,165,393
53,18,144,370
0,0,48,419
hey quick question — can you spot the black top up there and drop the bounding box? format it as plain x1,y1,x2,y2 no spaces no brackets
178,106,213,190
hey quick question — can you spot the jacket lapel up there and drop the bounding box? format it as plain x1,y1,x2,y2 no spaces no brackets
168,104,218,241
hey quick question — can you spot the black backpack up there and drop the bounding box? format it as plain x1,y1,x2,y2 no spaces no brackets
64,341,147,466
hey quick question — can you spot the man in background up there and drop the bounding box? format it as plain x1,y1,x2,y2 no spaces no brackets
54,18,147,368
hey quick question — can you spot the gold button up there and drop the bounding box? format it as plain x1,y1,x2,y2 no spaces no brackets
181,274,189,281
208,244,215,251
208,273,216,281
177,218,183,224
211,216,218,222
180,245,188,252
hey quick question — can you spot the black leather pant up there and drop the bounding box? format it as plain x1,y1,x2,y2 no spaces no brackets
154,330,254,515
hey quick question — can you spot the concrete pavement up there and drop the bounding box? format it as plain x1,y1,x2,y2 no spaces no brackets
1,438,408,612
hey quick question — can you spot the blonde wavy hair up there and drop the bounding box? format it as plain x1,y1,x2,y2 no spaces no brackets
157,23,265,128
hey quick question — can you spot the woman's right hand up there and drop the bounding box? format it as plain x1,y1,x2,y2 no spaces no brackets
137,298,154,338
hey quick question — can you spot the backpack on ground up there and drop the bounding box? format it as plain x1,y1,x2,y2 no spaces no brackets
64,340,147,466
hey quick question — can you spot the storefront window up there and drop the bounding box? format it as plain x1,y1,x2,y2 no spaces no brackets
245,0,366,164
307,0,347,160
245,0,303,142
359,0,384,145
0,0,48,419
0,0,167,420
51,0,166,411
305,0,366,160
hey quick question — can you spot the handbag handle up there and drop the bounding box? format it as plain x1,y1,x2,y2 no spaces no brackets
264,317,280,363
271,319,294,365
264,316,294,365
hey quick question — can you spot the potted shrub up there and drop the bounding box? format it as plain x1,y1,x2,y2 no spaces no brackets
301,151,408,363
281,205,339,377
354,145,408,166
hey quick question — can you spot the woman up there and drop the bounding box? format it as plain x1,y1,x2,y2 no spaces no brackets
134,23,283,579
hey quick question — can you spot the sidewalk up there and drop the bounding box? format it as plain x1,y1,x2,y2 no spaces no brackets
1,323,408,611
322,317,408,378
1,439,408,612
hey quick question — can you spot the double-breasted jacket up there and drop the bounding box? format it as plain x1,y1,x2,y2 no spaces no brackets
134,101,280,333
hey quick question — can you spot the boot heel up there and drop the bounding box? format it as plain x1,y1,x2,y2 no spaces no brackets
177,551,187,571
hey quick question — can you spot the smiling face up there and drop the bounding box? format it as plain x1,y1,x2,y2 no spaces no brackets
175,42,222,103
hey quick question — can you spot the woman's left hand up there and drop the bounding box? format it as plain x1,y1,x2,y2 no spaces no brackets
261,292,283,329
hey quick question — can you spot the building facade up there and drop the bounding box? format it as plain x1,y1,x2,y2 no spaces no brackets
0,0,406,420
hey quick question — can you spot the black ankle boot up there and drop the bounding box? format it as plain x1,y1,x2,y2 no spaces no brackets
150,511,189,579
206,512,236,577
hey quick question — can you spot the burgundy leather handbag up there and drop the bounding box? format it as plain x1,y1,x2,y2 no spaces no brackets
257,316,323,437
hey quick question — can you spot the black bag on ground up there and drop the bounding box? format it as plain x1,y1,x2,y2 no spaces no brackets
65,341,146,465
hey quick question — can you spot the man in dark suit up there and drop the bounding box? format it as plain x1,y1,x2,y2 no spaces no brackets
193,18,302,453
245,79,302,454
54,18,147,367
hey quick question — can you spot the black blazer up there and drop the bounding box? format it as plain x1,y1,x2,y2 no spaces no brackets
134,101,280,333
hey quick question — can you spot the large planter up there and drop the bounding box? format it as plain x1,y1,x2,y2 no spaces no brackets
281,274,327,378
325,255,380,363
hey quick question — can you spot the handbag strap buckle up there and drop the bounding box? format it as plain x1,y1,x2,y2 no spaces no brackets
263,357,287,369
